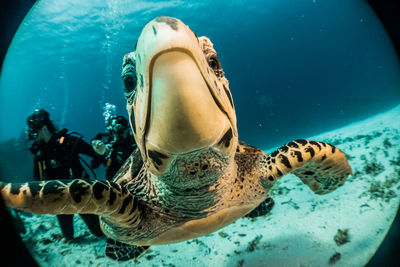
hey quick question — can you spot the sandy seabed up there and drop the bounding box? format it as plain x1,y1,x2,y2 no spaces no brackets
16,105,400,267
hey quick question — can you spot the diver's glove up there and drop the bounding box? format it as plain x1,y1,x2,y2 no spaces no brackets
92,140,109,155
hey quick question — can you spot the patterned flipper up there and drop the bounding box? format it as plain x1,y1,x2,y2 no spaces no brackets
0,179,140,224
105,238,149,261
261,139,352,194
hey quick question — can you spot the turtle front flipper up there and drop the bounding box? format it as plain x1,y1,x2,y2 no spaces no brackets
105,238,149,261
0,180,139,223
261,139,352,194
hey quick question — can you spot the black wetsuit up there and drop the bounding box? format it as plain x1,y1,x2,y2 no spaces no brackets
30,129,104,240
91,132,137,181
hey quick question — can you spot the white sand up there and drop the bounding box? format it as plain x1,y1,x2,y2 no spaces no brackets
17,105,400,266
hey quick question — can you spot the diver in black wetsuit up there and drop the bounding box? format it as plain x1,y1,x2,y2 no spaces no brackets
26,109,104,241
91,115,137,181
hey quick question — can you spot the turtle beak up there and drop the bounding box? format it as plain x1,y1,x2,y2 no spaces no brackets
146,49,230,153
131,17,235,154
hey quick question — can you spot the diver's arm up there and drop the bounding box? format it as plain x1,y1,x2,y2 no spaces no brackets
74,137,99,158
74,136,110,170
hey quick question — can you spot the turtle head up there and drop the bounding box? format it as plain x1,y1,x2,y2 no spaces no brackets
122,17,237,176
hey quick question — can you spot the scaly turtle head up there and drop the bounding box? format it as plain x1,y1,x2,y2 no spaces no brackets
122,17,237,176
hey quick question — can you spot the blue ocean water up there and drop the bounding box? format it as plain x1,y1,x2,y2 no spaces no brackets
1,1,400,265
0,0,399,151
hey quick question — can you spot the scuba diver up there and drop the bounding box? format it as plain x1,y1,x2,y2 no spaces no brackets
26,109,104,241
91,115,137,181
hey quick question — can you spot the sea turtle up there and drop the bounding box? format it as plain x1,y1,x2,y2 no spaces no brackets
0,16,352,261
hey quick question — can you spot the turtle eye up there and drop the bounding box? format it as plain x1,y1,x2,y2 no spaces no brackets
207,56,220,70
122,52,138,104
122,69,137,104
208,55,225,79
123,74,137,94
207,54,224,78
122,73,137,104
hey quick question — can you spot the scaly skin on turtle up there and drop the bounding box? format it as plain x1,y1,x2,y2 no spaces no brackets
0,17,352,261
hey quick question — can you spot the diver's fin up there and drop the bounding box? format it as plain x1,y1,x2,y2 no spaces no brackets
105,238,149,261
245,197,275,218
0,179,140,223
261,139,352,194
